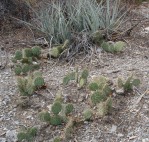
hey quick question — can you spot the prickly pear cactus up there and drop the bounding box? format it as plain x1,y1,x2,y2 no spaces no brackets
22,64,30,74
32,46,41,57
34,77,44,88
39,111,51,122
15,50,22,60
23,48,32,57
83,109,93,121
50,115,63,126
51,101,62,115
65,103,73,115
14,65,22,75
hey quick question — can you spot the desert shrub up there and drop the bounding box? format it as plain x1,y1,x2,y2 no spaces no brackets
30,0,126,44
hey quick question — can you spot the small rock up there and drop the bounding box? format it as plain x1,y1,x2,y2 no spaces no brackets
0,138,6,142
118,133,124,137
142,138,149,142
110,125,117,133
6,130,17,142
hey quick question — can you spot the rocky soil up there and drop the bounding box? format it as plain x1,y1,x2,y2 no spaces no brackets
0,2,149,142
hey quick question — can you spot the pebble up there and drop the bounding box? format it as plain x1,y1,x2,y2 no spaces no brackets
6,130,17,142
110,125,117,133
0,138,6,142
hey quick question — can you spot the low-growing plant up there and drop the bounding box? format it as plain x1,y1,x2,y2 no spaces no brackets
63,68,89,88
17,71,45,96
17,127,37,142
39,94,74,126
83,109,93,121
88,76,113,117
14,65,22,75
101,41,126,53
117,75,141,93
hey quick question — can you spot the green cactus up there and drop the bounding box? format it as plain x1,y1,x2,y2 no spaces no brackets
89,82,99,91
97,97,112,117
34,76,44,88
17,76,34,96
91,30,104,45
101,41,114,53
64,118,74,139
14,65,22,75
78,78,86,88
91,91,105,105
83,109,93,121
15,50,22,60
81,69,89,79
51,101,62,115
33,71,42,78
114,41,125,52
97,102,106,117
32,46,41,57
50,115,63,126
65,103,73,115
31,64,40,71
11,58,17,63
105,97,112,113
50,46,63,58
39,111,51,122
101,41,125,53
53,137,61,142
117,75,140,93
22,64,30,74
63,72,75,85
23,48,32,57
17,127,37,142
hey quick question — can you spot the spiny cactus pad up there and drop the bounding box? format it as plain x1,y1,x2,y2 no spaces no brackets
32,46,41,57
91,91,105,104
14,66,22,75
39,111,51,122
81,69,89,79
22,64,30,74
83,109,93,121
34,77,44,88
24,48,32,57
51,101,62,115
89,82,99,91
15,50,22,60
65,103,73,115
50,115,63,126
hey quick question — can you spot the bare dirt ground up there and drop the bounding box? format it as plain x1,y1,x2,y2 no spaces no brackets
0,3,149,142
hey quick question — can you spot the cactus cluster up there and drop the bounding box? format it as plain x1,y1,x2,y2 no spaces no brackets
17,71,45,96
39,94,74,126
101,41,126,53
87,76,113,117
117,75,140,93
83,109,93,121
49,40,69,58
12,46,41,76
63,68,89,88
17,127,37,142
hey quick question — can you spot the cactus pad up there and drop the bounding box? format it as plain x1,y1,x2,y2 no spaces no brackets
34,77,44,88
32,46,41,57
65,103,73,115
51,101,62,115
50,115,63,126
15,50,22,60
14,66,22,75
83,109,93,121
